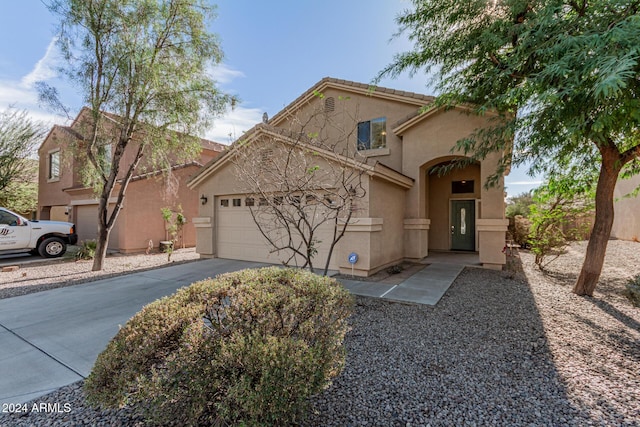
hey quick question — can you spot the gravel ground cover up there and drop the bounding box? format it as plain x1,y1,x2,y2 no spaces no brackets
1,240,639,426
0,248,200,300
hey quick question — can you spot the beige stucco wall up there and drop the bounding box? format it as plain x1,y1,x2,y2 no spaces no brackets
400,108,507,267
611,175,640,241
332,176,404,276
194,141,370,271
192,83,509,273
271,87,422,173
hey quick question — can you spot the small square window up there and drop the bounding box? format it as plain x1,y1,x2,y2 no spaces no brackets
232,198,241,207
273,196,283,205
245,197,255,207
259,198,268,206
357,117,386,150
220,199,229,207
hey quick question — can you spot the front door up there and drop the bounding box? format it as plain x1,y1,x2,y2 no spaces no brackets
451,200,475,251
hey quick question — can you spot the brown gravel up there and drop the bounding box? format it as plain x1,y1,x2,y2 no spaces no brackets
1,240,639,426
517,239,640,426
0,248,201,300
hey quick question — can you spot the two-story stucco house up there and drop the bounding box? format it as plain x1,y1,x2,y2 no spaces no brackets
38,107,225,253
187,78,510,276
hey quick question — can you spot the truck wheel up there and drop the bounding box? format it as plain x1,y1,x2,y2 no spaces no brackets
38,237,67,258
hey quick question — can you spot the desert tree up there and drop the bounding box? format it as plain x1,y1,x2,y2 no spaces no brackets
528,166,596,268
232,94,368,276
0,108,45,197
43,0,234,270
379,0,640,296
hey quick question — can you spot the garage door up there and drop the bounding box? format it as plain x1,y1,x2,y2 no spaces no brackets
75,205,119,249
216,195,338,269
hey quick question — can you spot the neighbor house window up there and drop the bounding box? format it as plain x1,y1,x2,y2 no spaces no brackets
232,198,241,207
245,197,255,207
48,150,60,180
357,117,386,150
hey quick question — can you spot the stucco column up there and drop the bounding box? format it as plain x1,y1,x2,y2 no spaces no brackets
403,218,430,260
477,219,509,269
192,217,214,258
479,152,508,269
337,218,383,277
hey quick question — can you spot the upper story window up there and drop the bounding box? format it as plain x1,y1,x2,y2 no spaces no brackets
48,150,60,181
357,117,386,151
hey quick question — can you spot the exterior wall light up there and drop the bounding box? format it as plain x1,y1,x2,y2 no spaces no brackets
200,194,208,205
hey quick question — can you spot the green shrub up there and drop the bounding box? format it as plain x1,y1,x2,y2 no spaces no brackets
75,240,97,260
624,275,640,307
84,267,353,426
508,215,531,248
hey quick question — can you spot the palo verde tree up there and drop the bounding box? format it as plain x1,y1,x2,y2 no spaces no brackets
44,0,233,271
232,94,367,276
379,0,640,296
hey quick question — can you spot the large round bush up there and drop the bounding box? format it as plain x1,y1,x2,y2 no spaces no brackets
85,267,353,426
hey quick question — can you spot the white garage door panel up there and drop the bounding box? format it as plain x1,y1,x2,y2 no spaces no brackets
216,196,338,269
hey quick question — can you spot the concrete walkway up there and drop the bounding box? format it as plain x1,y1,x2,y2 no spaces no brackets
340,262,464,306
0,259,264,406
0,257,468,407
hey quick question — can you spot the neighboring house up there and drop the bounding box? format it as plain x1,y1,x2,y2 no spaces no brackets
611,174,640,242
37,108,225,253
188,78,510,276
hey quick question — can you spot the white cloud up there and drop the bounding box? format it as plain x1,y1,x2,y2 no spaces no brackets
21,37,61,88
2,40,259,143
0,37,68,127
205,105,264,143
506,180,543,186
209,63,245,85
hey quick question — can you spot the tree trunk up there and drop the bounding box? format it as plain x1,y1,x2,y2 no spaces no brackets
92,223,110,271
573,151,621,296
92,191,112,271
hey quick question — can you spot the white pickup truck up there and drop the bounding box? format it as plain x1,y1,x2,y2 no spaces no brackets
0,207,78,258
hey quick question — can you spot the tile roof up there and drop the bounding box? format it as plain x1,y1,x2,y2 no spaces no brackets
268,77,434,126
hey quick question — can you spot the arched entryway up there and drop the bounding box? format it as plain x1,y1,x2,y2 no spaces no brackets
424,157,480,252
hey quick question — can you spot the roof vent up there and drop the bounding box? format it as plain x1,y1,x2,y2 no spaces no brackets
324,97,335,113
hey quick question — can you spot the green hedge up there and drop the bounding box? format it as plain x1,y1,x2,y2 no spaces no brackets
85,267,353,426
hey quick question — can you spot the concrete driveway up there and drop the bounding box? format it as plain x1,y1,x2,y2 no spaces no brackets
0,256,465,407
0,258,263,406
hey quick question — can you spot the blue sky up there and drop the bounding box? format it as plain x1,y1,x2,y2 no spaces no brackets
0,0,539,196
